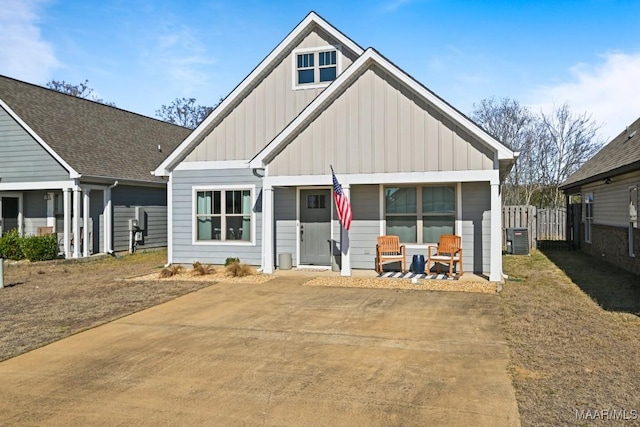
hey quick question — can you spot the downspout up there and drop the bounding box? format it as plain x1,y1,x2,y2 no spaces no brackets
106,181,118,254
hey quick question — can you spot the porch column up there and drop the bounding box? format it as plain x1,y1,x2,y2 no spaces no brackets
262,185,274,274
103,187,111,253
83,189,91,257
63,189,71,258
489,182,502,282
340,185,351,277
72,188,81,259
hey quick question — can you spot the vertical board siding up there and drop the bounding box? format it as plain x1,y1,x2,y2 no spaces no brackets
274,187,297,267
0,107,70,182
461,182,490,274
171,168,263,265
183,28,357,163
269,64,495,176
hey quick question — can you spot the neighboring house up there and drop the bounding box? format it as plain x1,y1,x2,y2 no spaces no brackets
560,117,640,275
0,75,191,258
154,12,517,281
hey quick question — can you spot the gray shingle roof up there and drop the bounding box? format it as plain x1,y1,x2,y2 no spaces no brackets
0,75,191,183
560,116,640,191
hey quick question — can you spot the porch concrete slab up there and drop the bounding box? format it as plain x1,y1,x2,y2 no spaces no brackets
0,277,519,426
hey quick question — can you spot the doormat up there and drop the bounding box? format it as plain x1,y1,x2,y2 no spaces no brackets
378,271,457,280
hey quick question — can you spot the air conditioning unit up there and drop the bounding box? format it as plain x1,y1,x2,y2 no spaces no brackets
506,227,529,255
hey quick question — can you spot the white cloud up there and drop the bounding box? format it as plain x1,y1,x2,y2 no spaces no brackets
527,52,640,141
0,0,59,82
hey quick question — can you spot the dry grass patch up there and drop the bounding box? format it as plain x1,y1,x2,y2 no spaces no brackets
501,250,640,426
0,250,211,362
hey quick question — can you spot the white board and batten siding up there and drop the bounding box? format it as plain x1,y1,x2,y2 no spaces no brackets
0,107,69,182
171,168,263,265
582,169,640,227
183,27,359,163
268,64,495,177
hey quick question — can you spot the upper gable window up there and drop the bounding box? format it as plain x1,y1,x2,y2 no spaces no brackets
293,46,342,89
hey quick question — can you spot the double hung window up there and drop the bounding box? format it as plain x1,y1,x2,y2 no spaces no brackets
385,185,455,244
294,47,340,88
584,193,593,243
196,188,252,242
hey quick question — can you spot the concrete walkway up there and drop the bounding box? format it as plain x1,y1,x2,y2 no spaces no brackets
0,277,520,426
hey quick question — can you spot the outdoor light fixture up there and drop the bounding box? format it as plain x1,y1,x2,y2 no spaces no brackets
604,177,612,185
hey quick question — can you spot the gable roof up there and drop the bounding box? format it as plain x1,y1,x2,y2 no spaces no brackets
154,11,364,176
560,116,640,191
249,48,516,170
0,75,191,184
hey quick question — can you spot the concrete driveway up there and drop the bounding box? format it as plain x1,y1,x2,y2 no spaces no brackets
0,277,520,426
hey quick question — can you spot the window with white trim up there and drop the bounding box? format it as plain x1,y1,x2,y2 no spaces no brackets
584,193,593,243
384,185,455,244
293,47,340,88
195,189,252,242
629,185,638,257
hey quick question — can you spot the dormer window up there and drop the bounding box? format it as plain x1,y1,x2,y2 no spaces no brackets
293,46,341,89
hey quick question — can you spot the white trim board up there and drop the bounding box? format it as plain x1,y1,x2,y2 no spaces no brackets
265,170,499,188
0,180,76,191
154,12,364,177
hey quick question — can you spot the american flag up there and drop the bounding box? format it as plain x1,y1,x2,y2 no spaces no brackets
331,166,352,231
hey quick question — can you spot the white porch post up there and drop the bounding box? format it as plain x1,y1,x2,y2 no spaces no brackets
490,182,503,282
103,188,111,253
63,189,71,258
83,189,91,257
72,188,81,259
262,185,274,274
340,184,351,277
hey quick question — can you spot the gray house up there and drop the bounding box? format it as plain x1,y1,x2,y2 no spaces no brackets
0,75,191,258
560,116,640,275
154,12,516,281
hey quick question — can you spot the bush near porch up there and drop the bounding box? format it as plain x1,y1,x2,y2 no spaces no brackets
0,230,59,261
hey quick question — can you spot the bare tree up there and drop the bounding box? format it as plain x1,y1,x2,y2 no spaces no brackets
46,79,115,106
538,103,603,207
155,98,215,129
471,97,544,205
472,99,602,208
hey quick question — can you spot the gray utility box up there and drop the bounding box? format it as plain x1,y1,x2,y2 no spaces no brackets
506,227,529,255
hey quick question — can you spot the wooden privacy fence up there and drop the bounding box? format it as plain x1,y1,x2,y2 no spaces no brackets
502,205,566,249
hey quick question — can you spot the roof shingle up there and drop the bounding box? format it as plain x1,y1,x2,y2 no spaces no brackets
0,75,191,183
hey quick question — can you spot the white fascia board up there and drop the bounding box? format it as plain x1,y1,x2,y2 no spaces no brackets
0,99,80,179
251,48,515,169
174,160,250,171
0,180,76,191
363,51,516,161
154,12,365,177
264,169,499,188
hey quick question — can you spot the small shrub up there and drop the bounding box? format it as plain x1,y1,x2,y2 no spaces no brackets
0,229,24,260
20,233,59,261
224,257,240,266
225,261,255,277
191,261,215,276
159,264,185,278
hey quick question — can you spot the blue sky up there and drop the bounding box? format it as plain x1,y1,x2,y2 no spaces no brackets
2,0,639,141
